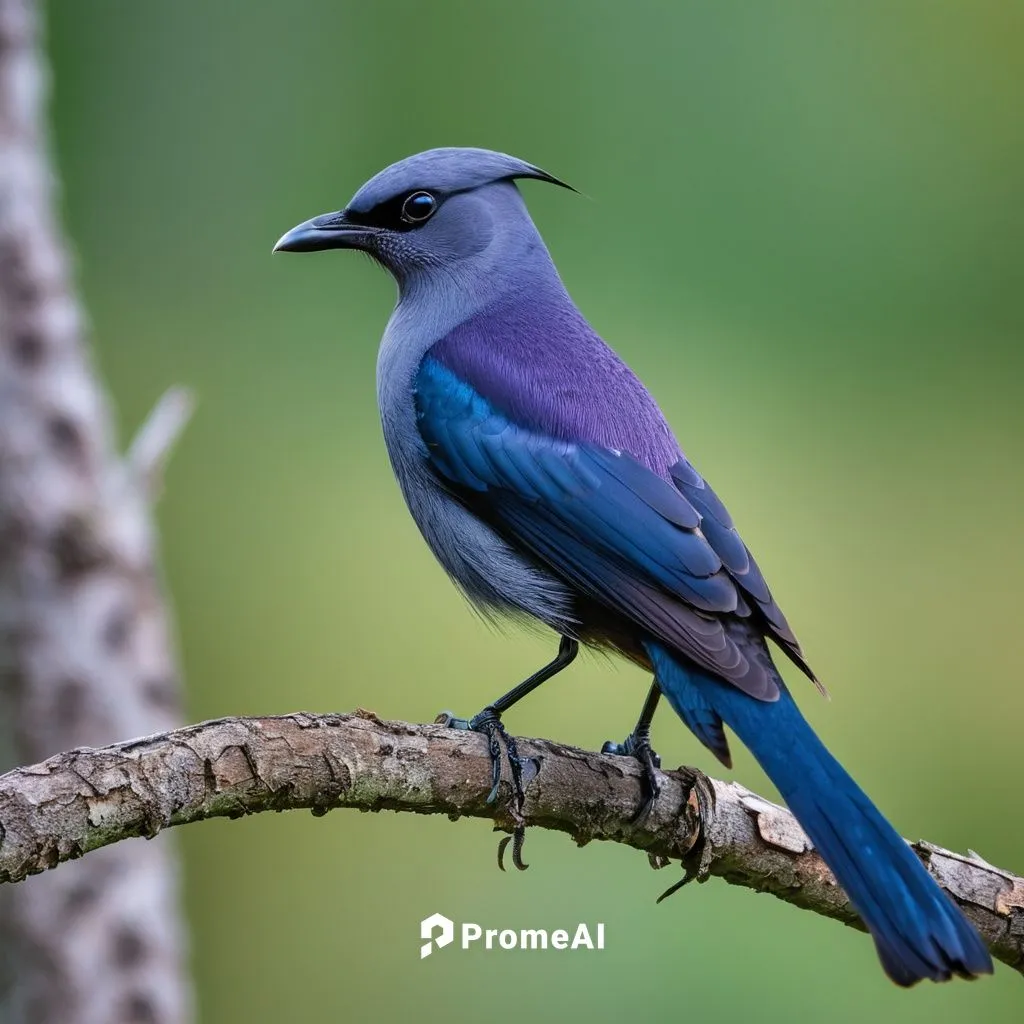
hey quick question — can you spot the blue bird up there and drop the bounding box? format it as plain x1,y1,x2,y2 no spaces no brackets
274,147,992,985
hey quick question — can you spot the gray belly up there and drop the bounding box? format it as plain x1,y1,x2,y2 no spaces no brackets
382,413,574,631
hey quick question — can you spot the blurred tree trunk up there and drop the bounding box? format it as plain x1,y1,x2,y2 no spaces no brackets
0,1,193,1021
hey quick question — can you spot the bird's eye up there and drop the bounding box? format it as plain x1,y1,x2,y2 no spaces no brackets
400,191,437,224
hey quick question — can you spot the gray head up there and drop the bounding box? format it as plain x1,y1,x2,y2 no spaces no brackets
273,147,573,287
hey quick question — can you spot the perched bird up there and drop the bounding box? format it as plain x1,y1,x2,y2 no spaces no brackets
274,147,992,985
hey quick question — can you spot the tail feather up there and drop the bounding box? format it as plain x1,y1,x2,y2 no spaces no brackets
646,641,992,985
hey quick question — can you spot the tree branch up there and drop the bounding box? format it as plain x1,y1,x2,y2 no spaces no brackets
1,710,1020,976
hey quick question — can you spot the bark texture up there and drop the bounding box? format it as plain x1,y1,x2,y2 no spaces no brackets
0,1,192,1020
0,710,1018,978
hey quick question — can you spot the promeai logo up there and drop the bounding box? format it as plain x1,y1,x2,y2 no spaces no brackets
420,913,455,958
419,913,605,956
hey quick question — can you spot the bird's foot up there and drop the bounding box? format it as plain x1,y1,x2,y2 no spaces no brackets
601,731,662,825
436,706,530,870
437,706,526,807
654,767,716,902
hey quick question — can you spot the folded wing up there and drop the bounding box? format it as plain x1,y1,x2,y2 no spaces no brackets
415,356,817,701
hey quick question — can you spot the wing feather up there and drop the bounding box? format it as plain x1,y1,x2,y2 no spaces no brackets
416,357,816,697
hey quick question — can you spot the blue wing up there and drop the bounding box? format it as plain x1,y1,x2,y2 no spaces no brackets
414,356,816,701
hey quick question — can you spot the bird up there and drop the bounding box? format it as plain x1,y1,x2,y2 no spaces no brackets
274,146,993,986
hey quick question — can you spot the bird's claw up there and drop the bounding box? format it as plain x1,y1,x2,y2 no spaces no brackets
435,710,471,731
437,706,530,867
601,731,662,825
496,826,529,871
656,863,700,903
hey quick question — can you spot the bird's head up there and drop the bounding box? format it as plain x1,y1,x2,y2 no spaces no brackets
273,147,573,284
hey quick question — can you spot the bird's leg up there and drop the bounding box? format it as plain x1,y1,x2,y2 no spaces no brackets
602,681,663,825
436,635,579,868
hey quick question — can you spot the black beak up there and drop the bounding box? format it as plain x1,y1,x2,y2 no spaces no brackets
272,210,374,253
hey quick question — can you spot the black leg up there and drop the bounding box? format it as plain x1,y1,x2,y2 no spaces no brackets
436,635,579,868
602,681,663,824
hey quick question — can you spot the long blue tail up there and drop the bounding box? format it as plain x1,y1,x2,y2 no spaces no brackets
646,642,992,985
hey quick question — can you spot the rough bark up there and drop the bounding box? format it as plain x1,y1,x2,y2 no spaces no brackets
0,1,192,1021
0,710,1018,977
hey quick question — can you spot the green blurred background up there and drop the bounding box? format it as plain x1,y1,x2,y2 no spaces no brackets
45,0,1022,1020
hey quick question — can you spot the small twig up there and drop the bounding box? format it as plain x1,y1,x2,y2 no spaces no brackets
127,386,195,497
0,710,1020,976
